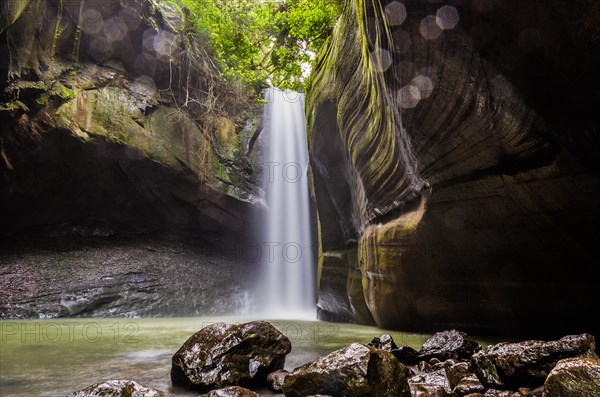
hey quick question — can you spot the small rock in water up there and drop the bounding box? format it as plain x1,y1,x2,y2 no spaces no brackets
409,368,453,396
471,333,597,389
419,330,482,361
542,357,600,397
394,345,421,365
368,334,399,351
483,390,513,397
453,374,485,395
67,380,171,397
266,369,289,391
445,361,471,388
368,334,420,364
171,321,291,390
282,342,411,397
199,386,259,397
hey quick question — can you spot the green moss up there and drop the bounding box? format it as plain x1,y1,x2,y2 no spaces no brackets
51,84,75,100
59,86,75,100
212,152,232,184
306,0,424,229
35,97,48,106
1,100,29,112
16,80,50,92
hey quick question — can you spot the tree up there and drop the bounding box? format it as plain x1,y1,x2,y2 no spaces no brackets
167,0,341,92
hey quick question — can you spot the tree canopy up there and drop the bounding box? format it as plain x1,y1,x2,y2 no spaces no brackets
167,0,341,92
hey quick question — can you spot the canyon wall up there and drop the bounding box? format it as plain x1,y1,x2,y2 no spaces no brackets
308,0,600,336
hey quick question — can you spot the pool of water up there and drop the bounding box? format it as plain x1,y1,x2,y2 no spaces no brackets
0,317,435,396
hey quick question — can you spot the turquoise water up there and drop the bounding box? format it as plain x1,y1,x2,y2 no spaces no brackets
0,317,434,396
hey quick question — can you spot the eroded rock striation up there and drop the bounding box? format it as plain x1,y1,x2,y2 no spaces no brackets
307,0,600,334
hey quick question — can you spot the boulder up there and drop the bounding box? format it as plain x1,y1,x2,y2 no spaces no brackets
282,342,411,397
171,321,291,390
471,333,597,389
419,330,482,361
199,386,259,397
67,380,171,397
266,369,289,391
542,357,600,397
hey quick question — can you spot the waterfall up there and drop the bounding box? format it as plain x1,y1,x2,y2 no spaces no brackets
256,88,316,319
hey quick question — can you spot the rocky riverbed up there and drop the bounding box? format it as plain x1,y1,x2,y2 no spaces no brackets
64,320,600,397
0,235,256,319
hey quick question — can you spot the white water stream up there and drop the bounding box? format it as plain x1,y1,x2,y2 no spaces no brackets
256,88,316,319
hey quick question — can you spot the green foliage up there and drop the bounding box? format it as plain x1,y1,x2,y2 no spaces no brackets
166,0,341,91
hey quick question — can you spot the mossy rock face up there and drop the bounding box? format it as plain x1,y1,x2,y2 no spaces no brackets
0,0,257,237
0,0,32,33
308,0,600,335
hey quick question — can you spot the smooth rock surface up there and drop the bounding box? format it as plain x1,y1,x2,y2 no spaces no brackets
171,321,291,390
282,342,411,397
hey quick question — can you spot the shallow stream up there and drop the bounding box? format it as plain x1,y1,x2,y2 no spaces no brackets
0,317,435,396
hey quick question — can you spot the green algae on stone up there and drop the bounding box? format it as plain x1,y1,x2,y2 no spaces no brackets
1,100,29,113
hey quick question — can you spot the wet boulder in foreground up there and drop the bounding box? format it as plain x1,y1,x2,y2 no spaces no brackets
171,321,291,390
419,330,482,361
542,357,600,397
471,333,597,389
67,380,171,397
282,342,411,397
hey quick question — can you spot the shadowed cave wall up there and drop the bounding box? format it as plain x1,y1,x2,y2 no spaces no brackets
0,0,260,239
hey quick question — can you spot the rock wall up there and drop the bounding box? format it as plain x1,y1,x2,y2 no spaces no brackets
0,0,259,238
308,0,600,335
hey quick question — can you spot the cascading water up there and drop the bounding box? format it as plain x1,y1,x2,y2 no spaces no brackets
255,88,316,319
